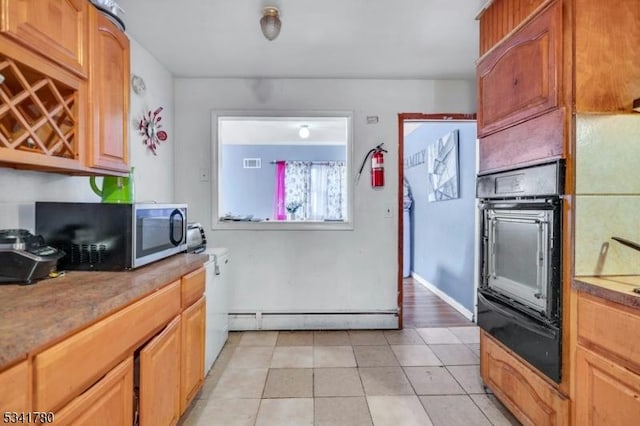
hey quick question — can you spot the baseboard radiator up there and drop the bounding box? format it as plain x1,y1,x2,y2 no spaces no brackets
228,310,398,331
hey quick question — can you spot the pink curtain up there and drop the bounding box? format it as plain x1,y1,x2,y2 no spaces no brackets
273,161,286,220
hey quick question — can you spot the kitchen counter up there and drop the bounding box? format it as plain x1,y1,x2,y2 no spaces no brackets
0,253,208,371
573,275,640,309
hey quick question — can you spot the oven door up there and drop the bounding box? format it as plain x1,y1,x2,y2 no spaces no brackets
478,291,561,382
483,204,554,316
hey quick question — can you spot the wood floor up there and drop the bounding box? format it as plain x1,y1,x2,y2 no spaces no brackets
402,277,474,328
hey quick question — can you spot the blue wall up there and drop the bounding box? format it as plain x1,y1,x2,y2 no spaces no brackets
221,144,346,220
404,122,477,313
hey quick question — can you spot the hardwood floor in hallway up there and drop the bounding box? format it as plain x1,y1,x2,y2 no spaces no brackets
403,277,474,328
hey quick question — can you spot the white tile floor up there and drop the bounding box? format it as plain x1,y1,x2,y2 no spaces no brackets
180,327,521,426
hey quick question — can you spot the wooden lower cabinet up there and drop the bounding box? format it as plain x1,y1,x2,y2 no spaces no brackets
575,346,640,425
139,316,181,426
0,360,29,412
55,357,133,426
34,281,180,412
180,297,206,414
480,331,569,425
574,291,640,425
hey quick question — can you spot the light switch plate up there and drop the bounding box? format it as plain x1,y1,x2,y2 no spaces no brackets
384,205,393,218
199,168,210,182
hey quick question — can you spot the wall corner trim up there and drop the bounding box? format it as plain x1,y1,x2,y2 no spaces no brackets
411,272,474,321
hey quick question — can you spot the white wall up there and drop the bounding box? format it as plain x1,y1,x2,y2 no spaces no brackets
128,38,175,203
174,78,476,328
0,37,174,231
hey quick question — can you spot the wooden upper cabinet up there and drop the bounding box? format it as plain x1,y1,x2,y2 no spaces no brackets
0,0,88,77
88,7,130,172
575,0,640,112
477,1,562,138
478,0,549,56
0,39,85,171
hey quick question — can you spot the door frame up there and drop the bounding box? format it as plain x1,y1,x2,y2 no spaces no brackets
397,113,477,329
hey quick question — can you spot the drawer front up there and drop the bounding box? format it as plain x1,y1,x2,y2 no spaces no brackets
54,357,133,426
577,292,640,371
181,267,205,308
34,280,181,411
480,331,569,426
0,360,29,412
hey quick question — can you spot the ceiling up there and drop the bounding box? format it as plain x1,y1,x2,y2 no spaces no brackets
116,0,486,79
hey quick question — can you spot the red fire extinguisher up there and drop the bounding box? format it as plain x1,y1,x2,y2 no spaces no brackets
357,143,388,188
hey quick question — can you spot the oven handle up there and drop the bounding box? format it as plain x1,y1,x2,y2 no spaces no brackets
478,292,558,339
479,201,558,210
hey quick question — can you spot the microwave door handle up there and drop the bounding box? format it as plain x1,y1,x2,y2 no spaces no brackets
169,209,184,246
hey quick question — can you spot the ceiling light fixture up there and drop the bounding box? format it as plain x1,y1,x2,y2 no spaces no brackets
299,125,310,139
260,6,281,41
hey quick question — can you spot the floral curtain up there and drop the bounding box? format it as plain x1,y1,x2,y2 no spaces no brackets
283,161,310,220
281,161,346,221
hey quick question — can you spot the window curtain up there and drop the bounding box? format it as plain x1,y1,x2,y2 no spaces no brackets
282,161,346,221
273,160,286,220
284,161,310,220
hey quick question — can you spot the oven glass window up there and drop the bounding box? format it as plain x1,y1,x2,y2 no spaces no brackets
486,210,550,313
495,220,538,290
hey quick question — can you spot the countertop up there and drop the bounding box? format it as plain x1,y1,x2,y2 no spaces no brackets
573,275,640,309
0,253,209,371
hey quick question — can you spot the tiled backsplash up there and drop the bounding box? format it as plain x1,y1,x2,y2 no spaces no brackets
575,114,640,275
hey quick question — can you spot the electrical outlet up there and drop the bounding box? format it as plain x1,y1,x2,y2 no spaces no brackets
199,168,210,182
384,205,393,218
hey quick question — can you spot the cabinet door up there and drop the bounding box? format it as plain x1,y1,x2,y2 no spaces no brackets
139,316,181,426
181,297,205,414
480,331,569,425
0,361,29,413
575,347,640,425
55,357,133,426
0,0,88,77
88,8,130,173
477,1,562,137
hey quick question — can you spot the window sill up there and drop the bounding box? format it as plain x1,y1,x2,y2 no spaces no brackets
212,219,354,231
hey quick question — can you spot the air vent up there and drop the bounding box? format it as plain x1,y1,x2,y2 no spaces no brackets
243,158,261,169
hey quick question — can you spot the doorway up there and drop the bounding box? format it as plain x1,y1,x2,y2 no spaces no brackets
397,113,478,329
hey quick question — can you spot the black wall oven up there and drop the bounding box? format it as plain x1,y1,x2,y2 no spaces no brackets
477,161,564,382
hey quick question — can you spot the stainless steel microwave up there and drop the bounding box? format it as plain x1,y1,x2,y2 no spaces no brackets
35,202,188,270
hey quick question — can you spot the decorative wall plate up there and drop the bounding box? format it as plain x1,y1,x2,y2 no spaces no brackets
138,107,167,155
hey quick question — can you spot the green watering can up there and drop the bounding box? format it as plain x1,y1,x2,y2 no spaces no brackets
90,167,135,203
